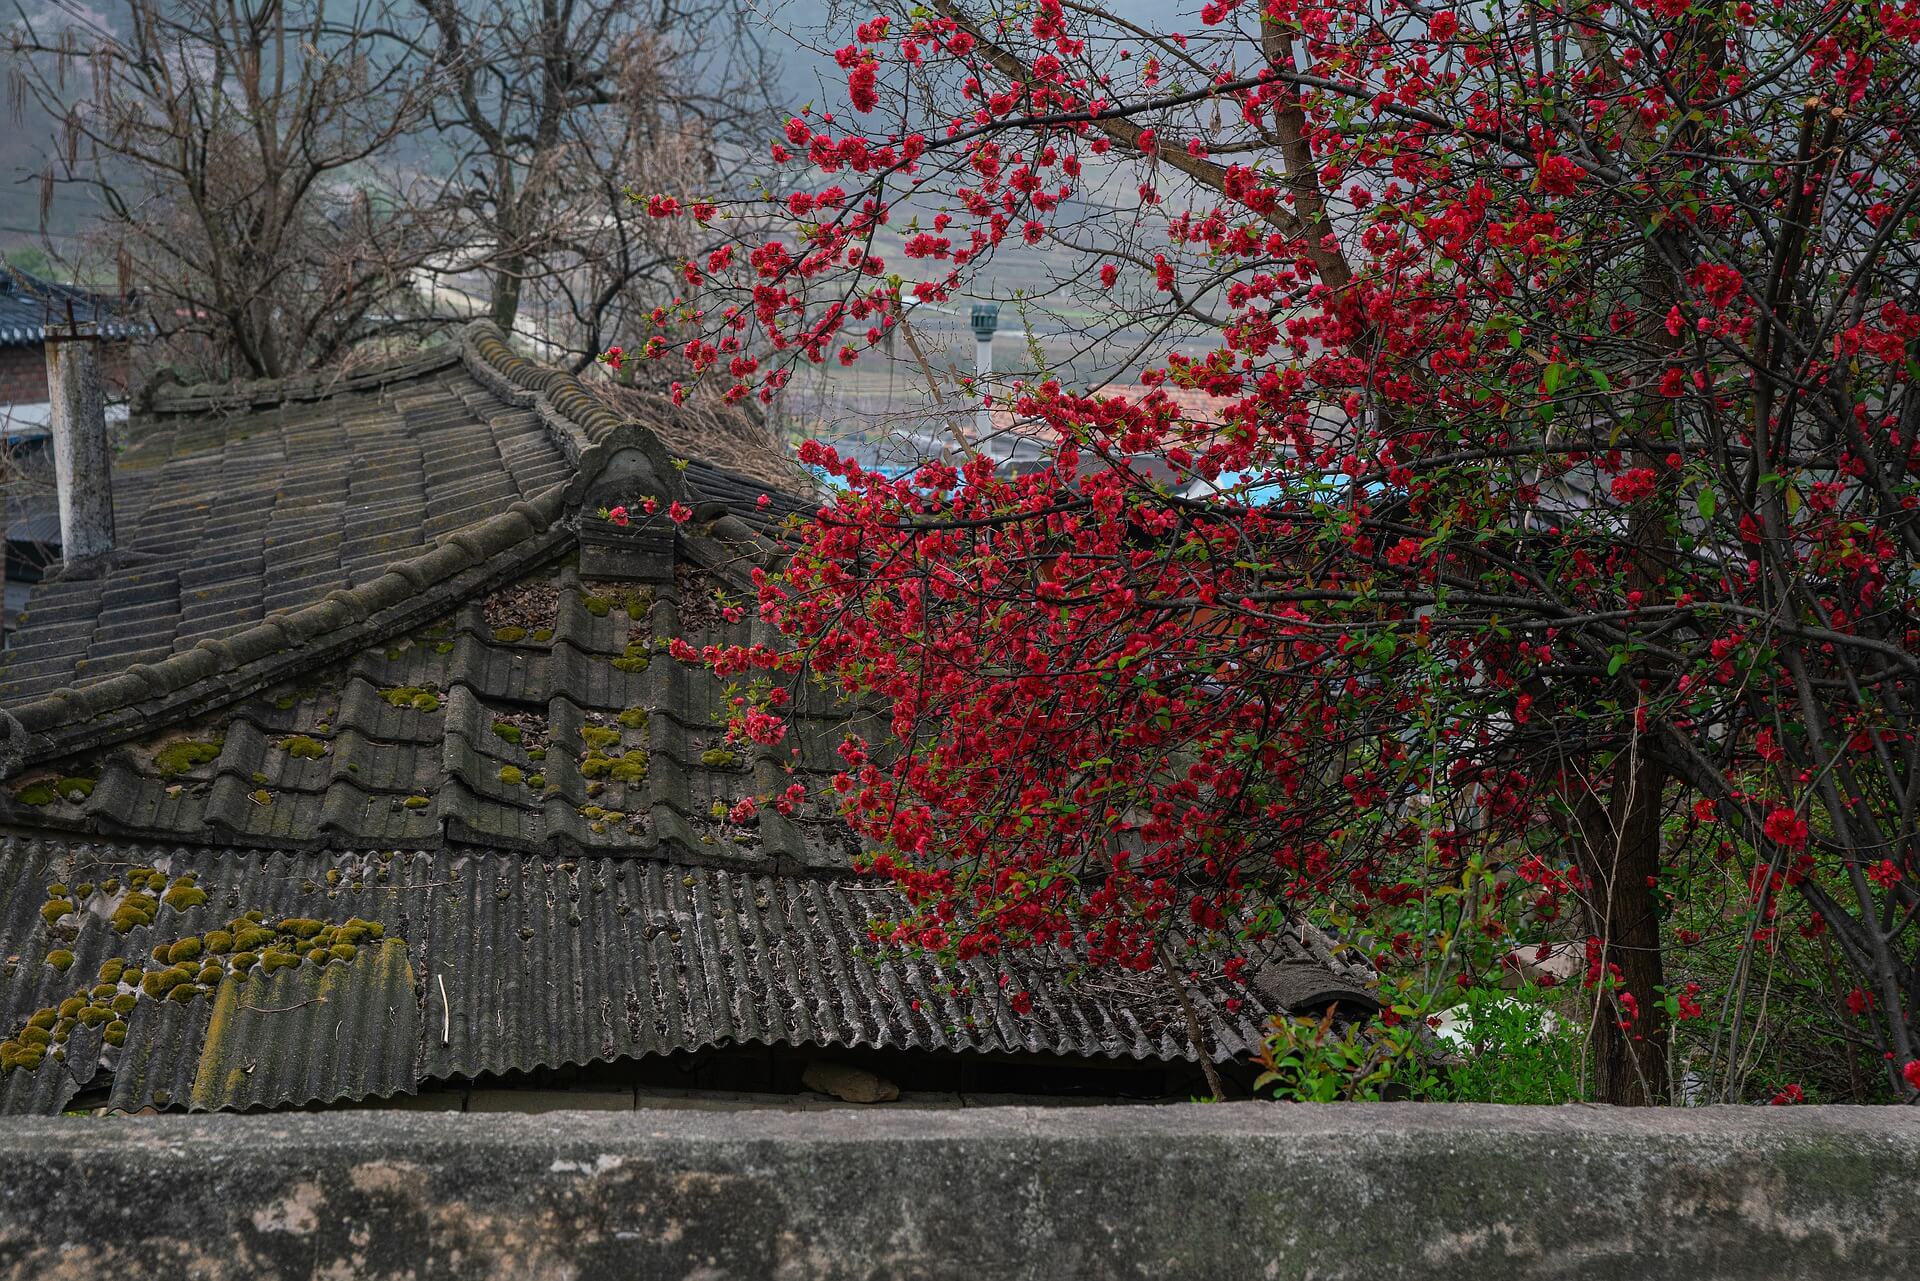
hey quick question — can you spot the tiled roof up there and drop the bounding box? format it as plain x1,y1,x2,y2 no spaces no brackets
0,323,1376,1111
0,268,147,347
0,348,572,710
1,549,868,868
4,492,59,547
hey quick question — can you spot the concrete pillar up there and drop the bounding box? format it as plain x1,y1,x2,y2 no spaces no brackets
45,323,114,563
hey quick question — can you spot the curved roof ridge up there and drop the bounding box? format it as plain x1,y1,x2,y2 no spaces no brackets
459,321,694,516
143,346,464,415
459,322,620,458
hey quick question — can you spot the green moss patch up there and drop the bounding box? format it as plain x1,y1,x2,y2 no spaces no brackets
17,773,98,807
6,874,412,1077
280,735,328,759
112,894,157,934
611,642,652,673
154,739,223,776
380,686,442,713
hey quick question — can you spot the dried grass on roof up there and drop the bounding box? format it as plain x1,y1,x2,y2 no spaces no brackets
584,379,815,496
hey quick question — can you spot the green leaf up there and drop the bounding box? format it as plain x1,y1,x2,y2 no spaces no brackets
1696,489,1716,520
1607,652,1626,676
1542,362,1565,395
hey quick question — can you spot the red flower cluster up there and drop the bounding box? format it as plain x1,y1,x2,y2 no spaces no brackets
1763,808,1810,851
622,0,1920,1097
1609,468,1658,504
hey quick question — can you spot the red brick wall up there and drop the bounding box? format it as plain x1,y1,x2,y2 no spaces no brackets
0,345,46,406
0,341,136,409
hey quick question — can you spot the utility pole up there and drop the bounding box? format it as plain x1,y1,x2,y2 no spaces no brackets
969,302,999,441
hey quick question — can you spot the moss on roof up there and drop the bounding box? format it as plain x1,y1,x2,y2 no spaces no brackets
0,322,845,877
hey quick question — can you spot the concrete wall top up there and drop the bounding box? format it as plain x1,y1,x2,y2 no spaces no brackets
0,1102,1916,1280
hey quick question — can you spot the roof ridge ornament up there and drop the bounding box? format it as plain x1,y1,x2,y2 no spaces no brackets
459,321,690,516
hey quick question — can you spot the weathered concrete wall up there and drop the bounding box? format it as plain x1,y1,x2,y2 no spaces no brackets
0,1103,1915,1280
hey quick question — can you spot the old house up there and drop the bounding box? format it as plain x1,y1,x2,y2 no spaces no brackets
0,268,143,427
0,323,1372,1114
2,269,146,636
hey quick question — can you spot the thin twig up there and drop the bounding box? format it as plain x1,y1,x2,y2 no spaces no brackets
1158,941,1227,1100
241,995,327,1015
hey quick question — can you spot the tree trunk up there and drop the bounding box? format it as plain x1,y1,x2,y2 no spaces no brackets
1573,756,1671,1105
490,255,525,333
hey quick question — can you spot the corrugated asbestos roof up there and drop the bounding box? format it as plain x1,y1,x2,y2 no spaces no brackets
0,838,1372,1113
0,321,1378,1112
0,269,147,347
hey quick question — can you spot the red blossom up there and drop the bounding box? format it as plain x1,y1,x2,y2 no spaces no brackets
1534,154,1586,196
1610,468,1658,503
1763,807,1810,851
848,60,880,113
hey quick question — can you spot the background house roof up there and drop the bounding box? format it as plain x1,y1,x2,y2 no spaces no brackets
0,268,147,347
0,324,1376,1113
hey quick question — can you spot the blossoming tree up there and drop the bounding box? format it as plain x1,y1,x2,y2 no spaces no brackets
637,0,1920,1103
